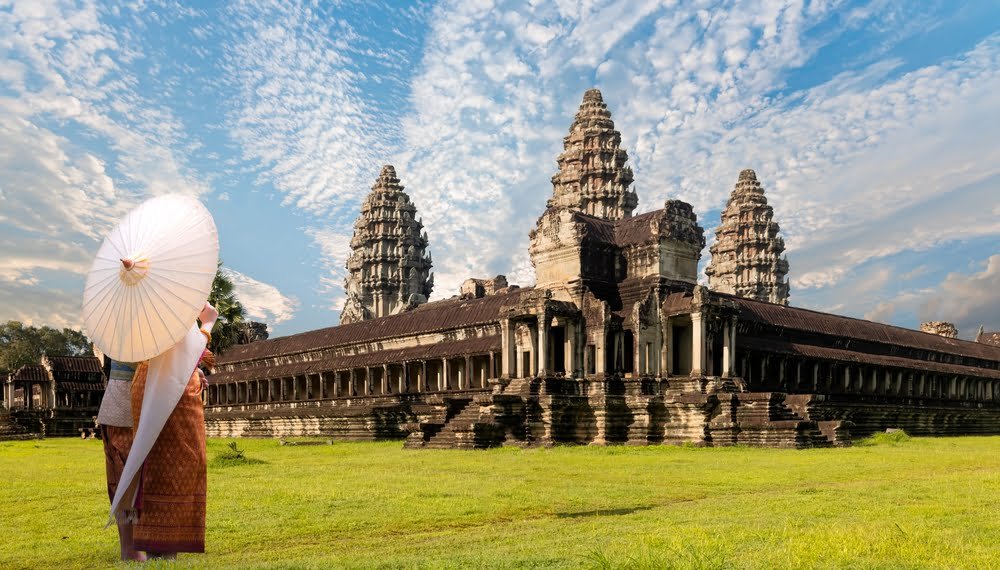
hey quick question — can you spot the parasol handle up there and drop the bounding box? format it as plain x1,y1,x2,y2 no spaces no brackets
121,258,135,270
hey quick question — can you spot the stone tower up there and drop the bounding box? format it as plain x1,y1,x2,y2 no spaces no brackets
340,165,433,324
548,88,638,220
705,169,790,305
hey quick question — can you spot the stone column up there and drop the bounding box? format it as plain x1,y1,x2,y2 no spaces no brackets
382,364,389,394
564,320,576,377
420,361,427,392
400,363,407,394
721,319,732,378
529,321,540,377
660,318,671,376
690,312,705,376
596,326,608,375
489,352,495,382
501,319,515,378
363,368,372,396
537,314,550,376
464,356,472,389
441,358,449,391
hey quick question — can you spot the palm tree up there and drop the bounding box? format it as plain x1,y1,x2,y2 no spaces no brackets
205,263,246,355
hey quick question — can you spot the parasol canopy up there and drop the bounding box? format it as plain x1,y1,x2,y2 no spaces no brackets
82,194,218,362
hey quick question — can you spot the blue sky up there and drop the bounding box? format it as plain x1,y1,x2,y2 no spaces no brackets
1,0,998,340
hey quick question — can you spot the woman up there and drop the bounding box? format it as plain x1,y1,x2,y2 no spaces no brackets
123,302,218,558
96,359,144,562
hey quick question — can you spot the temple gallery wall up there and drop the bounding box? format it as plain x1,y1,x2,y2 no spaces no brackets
4,89,999,447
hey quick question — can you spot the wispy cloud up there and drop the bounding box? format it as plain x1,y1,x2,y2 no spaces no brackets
0,0,209,326
223,268,299,324
304,227,354,311
220,0,417,217
395,1,999,321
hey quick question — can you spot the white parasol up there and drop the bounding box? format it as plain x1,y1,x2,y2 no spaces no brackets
82,194,218,362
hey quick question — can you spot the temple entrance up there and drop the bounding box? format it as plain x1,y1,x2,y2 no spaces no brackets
550,326,566,374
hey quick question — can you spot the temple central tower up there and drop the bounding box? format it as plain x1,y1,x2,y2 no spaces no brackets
548,88,637,220
705,169,790,305
340,165,433,324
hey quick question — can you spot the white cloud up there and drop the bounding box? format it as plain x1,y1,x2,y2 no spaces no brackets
394,1,999,321
0,1,209,327
304,227,354,312
220,0,394,217
919,255,1000,339
223,268,299,325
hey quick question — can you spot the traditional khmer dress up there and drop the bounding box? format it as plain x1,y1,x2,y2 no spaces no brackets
108,324,209,554
129,357,207,553
96,361,137,506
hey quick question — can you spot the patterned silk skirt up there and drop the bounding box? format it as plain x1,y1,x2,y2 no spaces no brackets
130,362,207,553
100,425,134,503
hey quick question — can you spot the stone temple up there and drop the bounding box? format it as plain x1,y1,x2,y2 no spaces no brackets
190,89,1000,448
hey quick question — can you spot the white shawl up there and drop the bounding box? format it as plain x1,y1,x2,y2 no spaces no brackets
108,324,206,525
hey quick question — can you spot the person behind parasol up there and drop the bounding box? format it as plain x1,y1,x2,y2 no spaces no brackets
84,194,219,561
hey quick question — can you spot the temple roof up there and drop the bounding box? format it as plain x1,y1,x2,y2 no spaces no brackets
9,365,47,383
740,337,1000,379
43,356,103,374
732,295,1000,364
212,335,500,384
219,288,527,366
572,203,704,250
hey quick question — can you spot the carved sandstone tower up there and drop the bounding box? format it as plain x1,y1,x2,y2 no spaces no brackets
706,169,790,305
548,88,637,220
340,165,433,324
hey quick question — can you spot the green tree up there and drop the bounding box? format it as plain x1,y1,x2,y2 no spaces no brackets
205,264,247,355
0,321,92,373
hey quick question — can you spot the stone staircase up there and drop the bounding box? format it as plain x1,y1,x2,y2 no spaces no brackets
405,376,853,450
0,409,34,440
725,392,847,448
405,397,478,448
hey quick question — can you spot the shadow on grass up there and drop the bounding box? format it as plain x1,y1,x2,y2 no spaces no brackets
557,505,653,519
209,455,268,469
209,441,268,468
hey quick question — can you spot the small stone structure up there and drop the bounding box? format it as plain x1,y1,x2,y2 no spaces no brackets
2,355,105,437
705,169,790,305
341,165,434,324
977,326,1000,347
460,275,509,299
920,321,958,338
236,321,269,344
205,89,1000,449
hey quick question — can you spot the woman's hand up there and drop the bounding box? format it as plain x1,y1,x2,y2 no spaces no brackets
198,302,219,333
196,368,208,394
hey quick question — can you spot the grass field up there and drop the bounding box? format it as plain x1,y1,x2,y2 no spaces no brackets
2,435,999,569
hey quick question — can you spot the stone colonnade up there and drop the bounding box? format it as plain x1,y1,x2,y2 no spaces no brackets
738,351,1000,402
207,351,501,407
500,311,738,380
2,380,56,410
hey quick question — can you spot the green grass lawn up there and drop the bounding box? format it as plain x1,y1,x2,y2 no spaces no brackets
2,436,999,569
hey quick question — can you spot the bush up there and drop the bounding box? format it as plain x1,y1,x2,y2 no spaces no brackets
210,440,266,468
856,430,912,447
